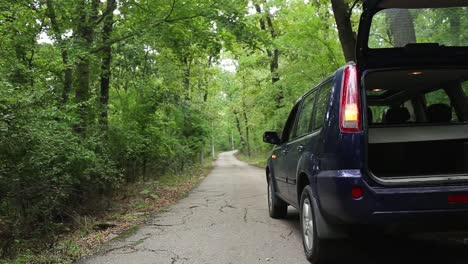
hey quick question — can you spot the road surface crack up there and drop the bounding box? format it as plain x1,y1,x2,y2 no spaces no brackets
280,230,293,239
243,208,248,223
140,248,188,264
240,194,264,199
98,234,152,256
219,201,236,212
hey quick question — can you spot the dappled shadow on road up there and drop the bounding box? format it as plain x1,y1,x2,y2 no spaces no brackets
280,208,468,264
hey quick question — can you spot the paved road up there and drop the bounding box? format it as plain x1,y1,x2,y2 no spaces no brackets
81,151,468,264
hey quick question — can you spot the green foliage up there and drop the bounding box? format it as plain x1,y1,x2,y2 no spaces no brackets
0,0,250,259
3,0,464,260
369,7,468,48
224,0,344,157
0,87,120,255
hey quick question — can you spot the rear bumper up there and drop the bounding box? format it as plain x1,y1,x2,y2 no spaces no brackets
316,170,468,229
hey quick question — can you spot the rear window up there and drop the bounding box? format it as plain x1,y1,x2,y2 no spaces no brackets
369,7,468,48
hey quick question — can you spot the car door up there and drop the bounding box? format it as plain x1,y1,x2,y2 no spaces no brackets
286,79,334,205
271,103,300,200
284,90,318,203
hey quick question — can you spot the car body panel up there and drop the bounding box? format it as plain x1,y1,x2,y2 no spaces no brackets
274,145,290,198
316,170,468,225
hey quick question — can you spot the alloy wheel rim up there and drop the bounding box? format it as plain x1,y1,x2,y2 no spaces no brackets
302,198,314,251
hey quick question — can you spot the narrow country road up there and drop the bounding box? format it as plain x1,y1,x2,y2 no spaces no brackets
80,151,468,264
80,151,308,264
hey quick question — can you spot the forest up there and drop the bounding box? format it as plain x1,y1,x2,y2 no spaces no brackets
0,0,466,262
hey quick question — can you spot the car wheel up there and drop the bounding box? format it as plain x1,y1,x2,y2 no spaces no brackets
300,185,335,263
267,173,288,219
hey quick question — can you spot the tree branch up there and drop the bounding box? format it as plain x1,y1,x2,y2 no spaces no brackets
347,0,360,20
91,11,208,54
164,0,178,21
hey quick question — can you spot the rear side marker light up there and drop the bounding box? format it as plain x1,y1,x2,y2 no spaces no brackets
351,186,363,200
448,195,468,203
340,64,361,133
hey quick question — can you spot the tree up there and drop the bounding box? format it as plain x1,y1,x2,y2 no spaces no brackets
388,9,416,47
74,0,100,134
99,0,117,128
45,0,73,104
331,0,358,62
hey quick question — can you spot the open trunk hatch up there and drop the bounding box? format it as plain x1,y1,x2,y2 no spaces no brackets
357,0,468,69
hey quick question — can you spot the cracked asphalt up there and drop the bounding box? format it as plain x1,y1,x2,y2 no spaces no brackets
80,151,308,264
80,151,468,264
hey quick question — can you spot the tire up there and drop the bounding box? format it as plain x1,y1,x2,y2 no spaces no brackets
267,173,288,219
300,185,336,263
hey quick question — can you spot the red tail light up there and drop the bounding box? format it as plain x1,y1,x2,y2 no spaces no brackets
351,186,363,200
340,64,361,133
448,195,468,203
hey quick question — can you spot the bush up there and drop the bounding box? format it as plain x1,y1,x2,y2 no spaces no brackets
0,89,121,256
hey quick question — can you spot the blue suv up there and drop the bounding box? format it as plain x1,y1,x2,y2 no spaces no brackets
263,1,468,262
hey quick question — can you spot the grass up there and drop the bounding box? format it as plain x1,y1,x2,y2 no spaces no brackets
235,151,269,168
1,161,214,264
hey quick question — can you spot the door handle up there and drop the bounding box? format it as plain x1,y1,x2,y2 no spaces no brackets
297,145,304,152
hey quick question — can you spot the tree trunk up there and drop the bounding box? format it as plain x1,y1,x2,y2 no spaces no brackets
448,9,461,46
74,0,99,134
202,56,213,102
331,0,357,62
99,0,117,129
183,57,191,101
242,104,251,158
231,130,235,150
388,9,416,47
254,4,267,31
46,0,73,104
256,4,280,85
211,121,215,160
182,56,192,137
255,3,282,107
234,110,246,149
61,51,73,104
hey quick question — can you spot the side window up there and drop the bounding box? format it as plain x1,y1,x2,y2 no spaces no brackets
425,89,456,122
369,106,387,123
291,91,317,140
281,104,300,143
425,89,451,106
462,81,468,97
313,80,333,130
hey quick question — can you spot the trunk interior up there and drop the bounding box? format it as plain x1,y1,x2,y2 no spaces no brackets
365,68,468,182
369,139,468,178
